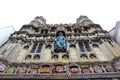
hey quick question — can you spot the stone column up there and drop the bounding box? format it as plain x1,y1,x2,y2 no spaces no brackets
99,43,114,61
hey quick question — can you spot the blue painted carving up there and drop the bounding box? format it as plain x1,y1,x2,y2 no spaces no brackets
54,31,67,52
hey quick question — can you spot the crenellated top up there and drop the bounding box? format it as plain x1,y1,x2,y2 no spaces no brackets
76,15,93,26
29,16,46,28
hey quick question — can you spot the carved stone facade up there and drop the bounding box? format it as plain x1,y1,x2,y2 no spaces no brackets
0,16,120,79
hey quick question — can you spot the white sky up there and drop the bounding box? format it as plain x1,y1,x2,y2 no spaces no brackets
0,0,120,31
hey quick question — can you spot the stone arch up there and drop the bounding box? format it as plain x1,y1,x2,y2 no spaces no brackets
33,54,40,60
52,54,58,60
23,45,29,50
25,54,32,60
62,54,69,59
69,44,76,48
46,44,52,48
89,53,96,59
80,54,88,59
92,44,99,48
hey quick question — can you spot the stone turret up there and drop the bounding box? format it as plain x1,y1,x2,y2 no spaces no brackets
76,15,93,26
1,15,120,79
29,16,46,27
109,21,120,46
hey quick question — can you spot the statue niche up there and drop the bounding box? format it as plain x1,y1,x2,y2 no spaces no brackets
54,31,67,53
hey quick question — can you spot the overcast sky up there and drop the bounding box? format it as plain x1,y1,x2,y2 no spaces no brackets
0,0,120,31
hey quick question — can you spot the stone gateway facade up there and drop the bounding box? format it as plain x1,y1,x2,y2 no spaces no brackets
0,16,120,80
